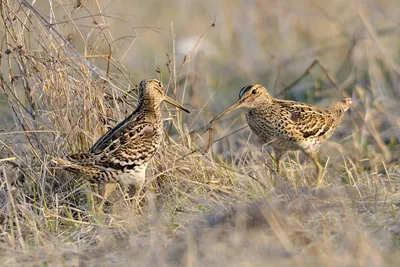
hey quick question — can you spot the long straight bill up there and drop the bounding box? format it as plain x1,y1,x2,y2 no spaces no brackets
210,100,243,124
164,95,190,113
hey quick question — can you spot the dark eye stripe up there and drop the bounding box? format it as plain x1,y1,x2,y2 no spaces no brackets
239,85,254,98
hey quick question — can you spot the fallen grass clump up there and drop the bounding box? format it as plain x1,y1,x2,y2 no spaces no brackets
0,0,399,266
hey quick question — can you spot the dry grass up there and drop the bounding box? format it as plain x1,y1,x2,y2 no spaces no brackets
0,0,399,266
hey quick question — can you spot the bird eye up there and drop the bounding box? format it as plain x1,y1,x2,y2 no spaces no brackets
252,89,257,94
158,81,162,88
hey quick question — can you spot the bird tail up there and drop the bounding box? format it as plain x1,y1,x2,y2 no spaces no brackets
341,97,352,111
328,97,352,111
52,157,82,174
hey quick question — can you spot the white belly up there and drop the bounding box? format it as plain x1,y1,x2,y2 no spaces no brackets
118,163,148,188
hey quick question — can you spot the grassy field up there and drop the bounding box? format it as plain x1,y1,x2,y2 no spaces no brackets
0,0,399,266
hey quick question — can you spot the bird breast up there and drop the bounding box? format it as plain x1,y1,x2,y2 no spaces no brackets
245,107,301,150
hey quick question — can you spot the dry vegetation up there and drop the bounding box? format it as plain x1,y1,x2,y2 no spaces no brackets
0,0,399,266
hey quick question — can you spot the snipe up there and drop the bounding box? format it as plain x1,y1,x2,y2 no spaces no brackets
210,84,351,186
55,78,190,196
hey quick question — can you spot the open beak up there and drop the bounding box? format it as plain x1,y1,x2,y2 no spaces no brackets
164,95,190,113
210,99,244,124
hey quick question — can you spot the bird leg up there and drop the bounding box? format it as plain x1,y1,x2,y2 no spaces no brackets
273,148,285,176
99,183,118,212
127,184,140,198
125,177,146,211
305,151,324,187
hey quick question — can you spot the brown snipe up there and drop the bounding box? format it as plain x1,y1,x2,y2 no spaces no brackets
55,78,190,196
211,84,351,186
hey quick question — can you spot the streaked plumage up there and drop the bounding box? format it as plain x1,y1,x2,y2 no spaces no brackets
211,84,351,186
55,78,190,195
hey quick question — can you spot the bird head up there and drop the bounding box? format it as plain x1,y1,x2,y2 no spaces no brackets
138,78,190,113
210,84,271,124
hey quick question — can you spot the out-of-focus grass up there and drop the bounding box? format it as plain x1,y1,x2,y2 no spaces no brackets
0,0,399,266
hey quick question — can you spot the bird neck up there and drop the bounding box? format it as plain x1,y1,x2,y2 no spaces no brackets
136,96,161,112
262,94,274,104
246,97,275,117
131,97,162,123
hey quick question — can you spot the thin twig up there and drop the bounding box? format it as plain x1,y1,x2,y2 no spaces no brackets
276,59,338,98
178,125,249,160
20,0,116,87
